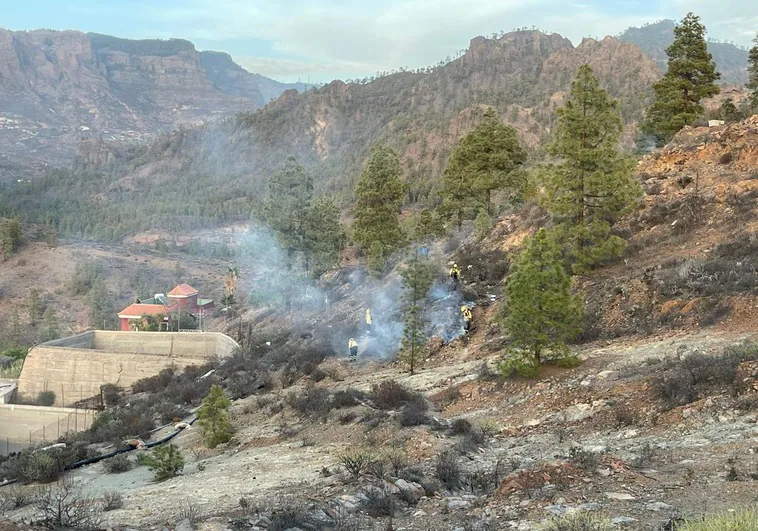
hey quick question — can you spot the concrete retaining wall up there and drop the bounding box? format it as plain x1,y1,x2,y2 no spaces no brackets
17,331,239,406
0,404,95,444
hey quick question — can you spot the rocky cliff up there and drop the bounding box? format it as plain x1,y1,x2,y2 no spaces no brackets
0,29,307,181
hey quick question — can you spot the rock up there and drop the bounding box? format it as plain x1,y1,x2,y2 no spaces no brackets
413,510,427,517
577,503,602,512
605,492,636,501
448,499,472,510
526,419,541,427
543,505,569,516
598,468,612,477
382,479,400,495
612,516,638,525
338,495,359,511
645,501,673,512
395,479,424,503
596,370,617,380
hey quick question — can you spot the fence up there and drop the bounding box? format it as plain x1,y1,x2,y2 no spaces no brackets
26,407,96,445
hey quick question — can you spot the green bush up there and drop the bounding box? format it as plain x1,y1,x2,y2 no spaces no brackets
498,353,539,379
36,391,56,406
675,508,758,530
143,444,184,481
102,454,132,474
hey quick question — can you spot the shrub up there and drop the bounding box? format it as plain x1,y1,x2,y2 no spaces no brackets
498,353,539,379
632,443,656,469
337,449,375,479
332,388,367,408
383,448,409,476
339,412,358,424
102,454,132,474
14,450,64,483
267,497,315,531
132,368,175,394
102,491,123,511
540,513,614,531
675,508,758,530
435,450,461,489
198,384,234,448
101,384,122,408
449,418,473,435
361,488,395,517
36,390,56,406
0,485,37,509
568,447,600,471
369,380,422,410
178,500,201,527
613,404,639,427
399,401,430,427
287,387,333,418
144,444,184,481
37,477,102,529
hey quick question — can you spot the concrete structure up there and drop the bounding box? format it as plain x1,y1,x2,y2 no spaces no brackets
0,404,95,446
0,379,16,404
17,331,239,406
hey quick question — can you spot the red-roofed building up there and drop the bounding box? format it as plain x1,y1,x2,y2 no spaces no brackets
118,304,169,331
117,283,214,331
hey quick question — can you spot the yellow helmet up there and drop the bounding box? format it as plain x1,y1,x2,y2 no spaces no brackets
460,306,467,312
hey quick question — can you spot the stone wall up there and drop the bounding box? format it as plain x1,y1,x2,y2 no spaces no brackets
17,331,239,406
0,404,95,444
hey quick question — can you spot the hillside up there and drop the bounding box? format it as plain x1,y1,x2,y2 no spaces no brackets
0,29,310,182
0,30,661,241
618,20,750,85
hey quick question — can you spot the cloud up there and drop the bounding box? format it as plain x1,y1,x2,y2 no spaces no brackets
137,0,756,81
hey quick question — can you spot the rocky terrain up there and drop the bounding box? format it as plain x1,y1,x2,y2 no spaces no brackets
0,29,310,181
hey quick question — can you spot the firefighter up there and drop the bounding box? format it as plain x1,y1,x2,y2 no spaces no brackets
461,306,473,333
365,308,372,334
348,337,358,362
449,263,461,284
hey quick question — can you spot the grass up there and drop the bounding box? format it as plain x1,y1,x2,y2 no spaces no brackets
0,359,23,379
675,508,758,530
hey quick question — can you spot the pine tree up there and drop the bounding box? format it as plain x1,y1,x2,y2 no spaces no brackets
265,157,313,268
442,109,527,226
0,217,22,260
539,64,642,274
412,208,445,242
642,13,720,145
503,229,583,367
400,253,436,374
721,98,741,123
353,143,406,271
197,384,233,448
304,197,345,277
41,307,60,342
748,34,758,110
88,278,113,330
27,288,43,326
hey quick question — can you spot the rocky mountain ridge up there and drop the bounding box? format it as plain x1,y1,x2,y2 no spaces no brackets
0,29,309,181
618,19,750,85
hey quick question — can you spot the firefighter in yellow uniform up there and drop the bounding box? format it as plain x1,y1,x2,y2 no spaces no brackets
461,306,473,333
365,308,372,334
348,338,358,362
449,263,461,284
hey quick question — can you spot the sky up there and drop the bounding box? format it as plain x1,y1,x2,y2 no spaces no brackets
1,0,756,83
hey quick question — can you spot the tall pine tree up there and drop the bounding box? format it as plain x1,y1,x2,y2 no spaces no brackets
748,33,758,110
442,109,526,226
353,143,406,272
503,229,583,367
265,157,313,268
400,253,436,374
642,13,720,145
540,65,642,274
304,197,345,277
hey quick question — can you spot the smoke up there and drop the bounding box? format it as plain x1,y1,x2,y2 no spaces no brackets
230,225,473,362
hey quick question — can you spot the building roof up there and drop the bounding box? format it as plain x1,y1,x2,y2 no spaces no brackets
167,283,199,297
118,303,169,319
197,299,214,307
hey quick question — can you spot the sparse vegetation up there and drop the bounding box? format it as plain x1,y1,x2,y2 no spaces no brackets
143,444,185,481
540,513,614,531
369,380,425,410
435,450,461,489
675,508,758,530
569,446,601,472
338,449,375,479
36,477,102,529
102,491,124,511
102,454,133,474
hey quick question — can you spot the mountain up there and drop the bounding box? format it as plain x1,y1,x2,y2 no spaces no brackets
0,30,661,241
0,29,309,181
617,20,749,85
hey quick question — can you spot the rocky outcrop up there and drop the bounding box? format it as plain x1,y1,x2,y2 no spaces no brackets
0,29,307,181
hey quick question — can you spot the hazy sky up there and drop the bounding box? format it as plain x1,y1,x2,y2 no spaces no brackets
2,0,756,82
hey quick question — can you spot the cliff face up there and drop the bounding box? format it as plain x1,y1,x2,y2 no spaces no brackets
0,29,306,181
